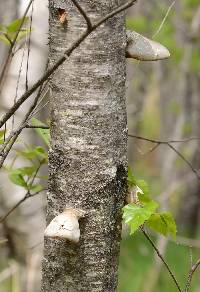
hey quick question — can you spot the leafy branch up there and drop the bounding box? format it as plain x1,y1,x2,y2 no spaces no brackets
0,0,137,129
0,0,33,91
123,168,200,291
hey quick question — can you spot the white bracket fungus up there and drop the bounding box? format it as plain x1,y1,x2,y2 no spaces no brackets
44,207,86,243
126,30,170,61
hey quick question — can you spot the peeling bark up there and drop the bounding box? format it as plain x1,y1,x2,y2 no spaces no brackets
41,1,127,291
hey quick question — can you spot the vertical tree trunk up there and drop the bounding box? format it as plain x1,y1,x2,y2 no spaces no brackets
42,1,127,291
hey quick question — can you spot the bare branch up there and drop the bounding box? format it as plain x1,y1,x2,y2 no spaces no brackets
0,83,46,168
167,143,200,180
25,125,49,129
185,258,200,292
0,0,137,129
129,134,200,181
128,134,200,144
25,1,34,91
0,0,34,91
152,1,175,38
12,43,27,129
71,0,92,30
0,189,46,223
141,227,182,292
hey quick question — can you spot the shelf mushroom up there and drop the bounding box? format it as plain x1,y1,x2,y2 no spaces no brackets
44,207,85,243
126,30,170,61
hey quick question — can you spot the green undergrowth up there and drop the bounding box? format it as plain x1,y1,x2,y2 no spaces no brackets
118,233,200,292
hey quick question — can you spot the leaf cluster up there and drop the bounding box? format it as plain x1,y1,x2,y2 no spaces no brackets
123,168,177,238
0,17,30,46
5,119,49,193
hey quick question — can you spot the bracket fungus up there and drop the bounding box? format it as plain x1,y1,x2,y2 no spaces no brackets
126,30,170,61
44,207,86,243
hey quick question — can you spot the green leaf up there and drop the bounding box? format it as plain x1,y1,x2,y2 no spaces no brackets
16,166,36,176
16,28,31,42
17,146,48,161
123,201,158,234
8,166,38,188
35,146,48,158
146,212,177,239
0,34,10,45
0,23,6,32
9,171,27,187
6,17,29,33
136,180,151,203
127,166,136,187
31,118,50,146
0,130,5,139
0,130,5,144
136,179,150,196
29,184,43,192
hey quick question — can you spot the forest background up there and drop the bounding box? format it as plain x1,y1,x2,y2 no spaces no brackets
0,0,200,291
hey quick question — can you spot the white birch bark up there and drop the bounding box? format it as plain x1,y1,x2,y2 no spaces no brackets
42,1,128,291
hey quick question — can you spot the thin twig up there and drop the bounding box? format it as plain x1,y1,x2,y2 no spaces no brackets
0,83,46,168
0,0,34,91
128,134,200,144
71,0,92,29
25,0,34,91
141,227,182,292
129,134,200,181
25,125,49,129
0,189,46,223
152,1,175,38
185,258,200,292
167,143,200,179
0,0,137,129
12,41,27,130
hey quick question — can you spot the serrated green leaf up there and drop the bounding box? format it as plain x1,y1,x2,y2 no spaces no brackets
31,118,50,146
123,201,158,234
147,212,177,239
6,17,29,33
136,179,150,195
136,180,151,203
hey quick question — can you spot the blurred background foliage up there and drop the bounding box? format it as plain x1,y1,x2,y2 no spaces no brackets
0,0,200,291
120,0,200,290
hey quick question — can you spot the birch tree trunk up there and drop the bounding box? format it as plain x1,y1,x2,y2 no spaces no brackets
41,1,127,291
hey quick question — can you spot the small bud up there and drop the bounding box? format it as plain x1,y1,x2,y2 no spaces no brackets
58,8,68,25
126,30,170,61
44,207,85,243
126,185,144,204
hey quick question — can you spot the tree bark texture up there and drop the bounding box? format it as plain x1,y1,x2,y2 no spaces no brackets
42,1,127,291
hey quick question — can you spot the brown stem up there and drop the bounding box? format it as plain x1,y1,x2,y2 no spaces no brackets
141,227,182,292
129,134,200,181
185,258,200,292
